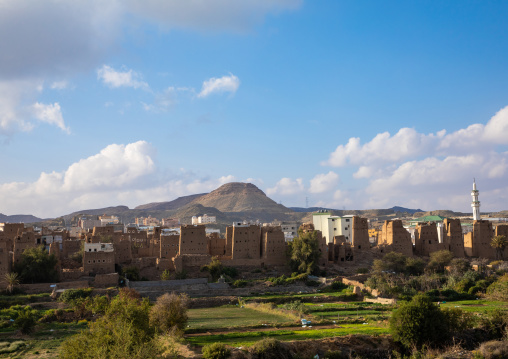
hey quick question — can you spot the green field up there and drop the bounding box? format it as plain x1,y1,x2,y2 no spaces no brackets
439,299,508,313
186,324,389,347
187,305,296,331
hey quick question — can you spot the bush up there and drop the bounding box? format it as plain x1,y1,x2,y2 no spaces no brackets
15,306,38,334
475,340,508,359
202,343,231,359
161,270,171,281
232,279,248,288
390,294,450,349
58,288,93,303
60,291,158,359
486,274,508,300
149,292,188,334
356,267,369,274
248,338,292,359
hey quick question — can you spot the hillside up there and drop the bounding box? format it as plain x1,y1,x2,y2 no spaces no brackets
188,182,290,213
134,193,206,211
0,213,44,224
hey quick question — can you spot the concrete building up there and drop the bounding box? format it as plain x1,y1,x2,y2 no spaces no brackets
312,211,354,243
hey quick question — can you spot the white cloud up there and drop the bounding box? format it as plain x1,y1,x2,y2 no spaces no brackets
309,171,339,193
0,1,301,136
0,80,70,135
97,65,149,90
319,106,508,212
266,178,304,196
31,102,70,134
0,141,240,217
198,74,240,98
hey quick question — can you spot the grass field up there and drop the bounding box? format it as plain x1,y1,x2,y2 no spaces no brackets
187,305,296,331
0,322,87,358
439,299,508,313
185,324,390,347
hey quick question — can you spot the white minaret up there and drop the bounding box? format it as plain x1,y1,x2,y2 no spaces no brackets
471,178,480,221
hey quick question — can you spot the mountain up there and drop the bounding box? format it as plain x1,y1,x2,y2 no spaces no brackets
289,207,335,213
0,213,44,223
188,182,290,213
134,193,206,211
390,206,424,214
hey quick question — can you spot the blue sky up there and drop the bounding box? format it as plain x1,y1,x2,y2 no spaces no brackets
1,0,508,217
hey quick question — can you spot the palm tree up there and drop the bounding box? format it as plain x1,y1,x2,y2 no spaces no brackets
4,272,20,294
491,235,507,260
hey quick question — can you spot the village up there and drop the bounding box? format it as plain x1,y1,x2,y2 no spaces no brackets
0,181,506,292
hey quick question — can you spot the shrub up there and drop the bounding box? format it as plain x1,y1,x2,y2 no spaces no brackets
15,306,38,334
331,281,348,291
161,270,171,281
356,267,369,274
475,340,508,359
58,288,93,303
149,292,188,334
232,279,248,288
486,274,508,300
248,338,292,359
390,294,449,349
202,343,231,359
60,291,158,359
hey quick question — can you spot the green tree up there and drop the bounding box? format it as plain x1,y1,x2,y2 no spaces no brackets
149,292,188,334
390,294,449,349
288,229,321,274
372,252,409,274
201,257,224,282
4,272,20,294
13,246,58,283
60,289,159,359
427,250,454,273
491,235,507,260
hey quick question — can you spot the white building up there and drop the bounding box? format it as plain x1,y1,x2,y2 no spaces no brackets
84,242,114,252
198,214,216,224
312,211,354,244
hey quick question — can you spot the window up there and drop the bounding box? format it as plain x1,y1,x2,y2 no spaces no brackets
345,219,350,222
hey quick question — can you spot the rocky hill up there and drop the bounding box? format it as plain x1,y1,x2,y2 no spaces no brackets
134,193,206,211
187,182,290,213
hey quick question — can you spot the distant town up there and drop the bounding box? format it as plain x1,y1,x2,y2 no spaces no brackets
0,181,506,290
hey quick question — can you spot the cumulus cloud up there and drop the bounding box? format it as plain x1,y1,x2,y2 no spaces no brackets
320,106,508,211
266,178,304,197
2,0,296,135
31,102,69,134
198,74,240,98
309,171,339,193
0,141,238,217
97,65,149,89
0,80,70,135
